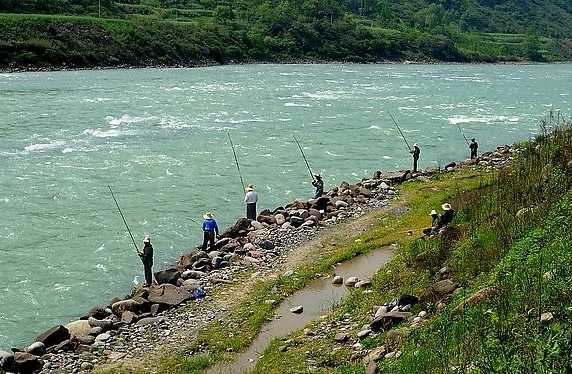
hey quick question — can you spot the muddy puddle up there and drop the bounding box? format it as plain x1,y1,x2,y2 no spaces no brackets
209,246,395,373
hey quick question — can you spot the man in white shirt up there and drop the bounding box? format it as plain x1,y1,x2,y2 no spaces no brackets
244,184,259,220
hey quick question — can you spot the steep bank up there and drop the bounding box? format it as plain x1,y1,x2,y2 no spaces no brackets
254,119,572,373
1,12,570,72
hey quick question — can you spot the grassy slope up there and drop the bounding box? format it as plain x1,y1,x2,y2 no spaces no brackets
96,167,487,374
256,122,572,373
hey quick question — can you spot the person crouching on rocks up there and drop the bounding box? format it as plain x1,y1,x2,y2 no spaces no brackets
423,209,441,236
244,184,258,220
202,212,219,251
138,236,154,287
312,174,324,198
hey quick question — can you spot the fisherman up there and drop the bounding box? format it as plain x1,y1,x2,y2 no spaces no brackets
440,203,456,227
410,143,420,173
423,210,441,236
202,212,219,251
469,138,479,159
244,184,258,220
312,174,324,198
138,236,154,287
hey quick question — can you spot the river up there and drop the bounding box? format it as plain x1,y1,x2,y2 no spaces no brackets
0,63,570,348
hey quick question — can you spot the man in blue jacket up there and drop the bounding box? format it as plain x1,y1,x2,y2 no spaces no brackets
202,212,219,251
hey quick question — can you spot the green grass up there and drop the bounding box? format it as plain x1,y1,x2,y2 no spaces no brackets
254,118,572,373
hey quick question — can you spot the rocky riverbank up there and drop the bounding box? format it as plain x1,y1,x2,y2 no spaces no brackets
0,146,515,374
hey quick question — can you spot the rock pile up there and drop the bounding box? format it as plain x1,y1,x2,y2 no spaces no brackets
9,145,515,374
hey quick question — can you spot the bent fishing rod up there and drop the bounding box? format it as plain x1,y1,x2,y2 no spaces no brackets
108,185,139,254
455,123,470,147
227,132,246,196
388,112,412,152
293,135,315,180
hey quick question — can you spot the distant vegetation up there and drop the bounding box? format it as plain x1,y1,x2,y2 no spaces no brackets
1,0,571,69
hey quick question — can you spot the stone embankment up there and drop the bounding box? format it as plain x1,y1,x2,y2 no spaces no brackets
0,146,515,374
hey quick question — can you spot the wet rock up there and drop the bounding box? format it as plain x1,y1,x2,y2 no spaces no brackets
148,284,191,307
290,306,304,314
154,268,181,285
344,277,359,287
334,332,349,342
332,276,343,285
13,352,43,373
24,342,45,356
36,325,70,349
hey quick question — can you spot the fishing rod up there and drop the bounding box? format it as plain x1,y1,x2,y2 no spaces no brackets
293,135,315,180
455,123,470,147
108,185,139,253
227,132,246,195
388,112,412,152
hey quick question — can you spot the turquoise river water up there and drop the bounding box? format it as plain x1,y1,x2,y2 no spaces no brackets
0,64,570,348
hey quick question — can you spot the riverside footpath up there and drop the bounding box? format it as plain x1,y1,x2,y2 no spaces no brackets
0,146,515,374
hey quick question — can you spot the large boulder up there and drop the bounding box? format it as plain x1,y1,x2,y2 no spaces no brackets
24,342,45,356
219,240,241,253
35,325,70,348
13,352,43,373
181,270,205,280
257,214,276,225
289,216,305,227
154,268,181,285
214,237,231,249
88,317,114,330
0,350,15,371
312,197,331,211
81,306,110,320
111,299,140,316
66,320,92,339
221,218,251,238
147,284,191,307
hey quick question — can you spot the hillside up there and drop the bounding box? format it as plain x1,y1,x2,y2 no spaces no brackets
1,0,572,70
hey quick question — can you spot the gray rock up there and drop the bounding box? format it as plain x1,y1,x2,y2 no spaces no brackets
354,280,371,288
0,350,15,371
35,325,70,348
136,317,164,326
13,352,43,373
88,317,113,330
334,333,348,342
335,200,349,208
344,277,359,287
24,342,45,356
89,327,103,336
121,311,138,324
332,275,343,285
148,284,191,307
181,279,201,291
430,279,458,295
81,361,94,371
357,329,372,339
290,305,304,314
275,214,286,225
94,333,111,343
207,250,222,259
74,335,96,345
259,240,275,251
66,320,92,339
181,270,205,280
